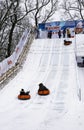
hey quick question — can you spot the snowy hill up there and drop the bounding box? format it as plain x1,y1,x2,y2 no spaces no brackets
0,38,84,130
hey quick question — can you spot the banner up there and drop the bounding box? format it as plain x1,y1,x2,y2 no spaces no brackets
0,28,31,77
38,20,84,39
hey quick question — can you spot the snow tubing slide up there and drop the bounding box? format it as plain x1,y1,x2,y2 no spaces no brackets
38,90,50,96
18,94,31,100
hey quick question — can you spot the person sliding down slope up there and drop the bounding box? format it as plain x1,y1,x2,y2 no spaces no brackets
20,89,30,95
38,83,50,96
38,83,48,91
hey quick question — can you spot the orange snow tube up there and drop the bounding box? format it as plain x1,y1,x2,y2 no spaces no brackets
18,94,31,100
64,40,72,45
38,90,50,96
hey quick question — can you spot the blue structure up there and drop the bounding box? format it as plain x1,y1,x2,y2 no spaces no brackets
38,20,84,38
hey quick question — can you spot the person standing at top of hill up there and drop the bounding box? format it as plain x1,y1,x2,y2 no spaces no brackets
47,30,52,39
58,29,61,38
66,28,71,38
63,28,66,38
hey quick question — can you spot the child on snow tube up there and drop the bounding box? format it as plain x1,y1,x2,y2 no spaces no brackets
38,83,50,95
18,89,31,100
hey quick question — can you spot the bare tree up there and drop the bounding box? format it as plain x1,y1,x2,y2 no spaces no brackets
0,0,58,60
0,0,36,59
28,0,58,27
60,0,84,20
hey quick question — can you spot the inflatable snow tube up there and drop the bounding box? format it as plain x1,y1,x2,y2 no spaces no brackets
64,40,72,45
18,94,31,100
38,90,50,96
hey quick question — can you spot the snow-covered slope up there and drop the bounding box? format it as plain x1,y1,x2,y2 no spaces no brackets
0,38,84,130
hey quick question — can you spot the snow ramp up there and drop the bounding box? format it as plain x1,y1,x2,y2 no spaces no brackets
0,38,84,130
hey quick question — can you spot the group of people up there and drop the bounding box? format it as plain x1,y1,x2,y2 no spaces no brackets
58,28,71,38
34,25,72,39
43,28,71,39
20,83,49,96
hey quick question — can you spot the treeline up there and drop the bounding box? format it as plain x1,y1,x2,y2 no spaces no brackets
0,0,84,61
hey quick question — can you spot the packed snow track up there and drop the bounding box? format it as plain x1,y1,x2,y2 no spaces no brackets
0,38,84,130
